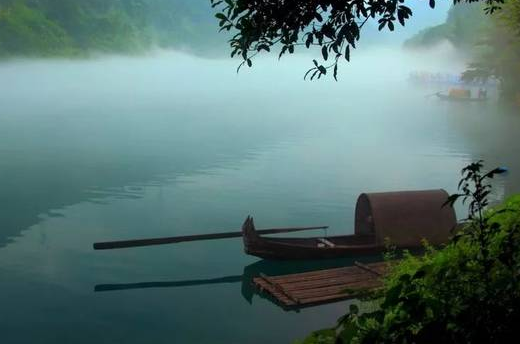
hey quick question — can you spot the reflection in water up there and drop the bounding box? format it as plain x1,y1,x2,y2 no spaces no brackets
95,275,243,292
94,256,385,308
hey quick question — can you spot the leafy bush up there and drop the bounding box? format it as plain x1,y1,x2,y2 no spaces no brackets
297,162,519,344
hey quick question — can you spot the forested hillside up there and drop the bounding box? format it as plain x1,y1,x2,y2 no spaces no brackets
0,0,226,57
404,3,488,52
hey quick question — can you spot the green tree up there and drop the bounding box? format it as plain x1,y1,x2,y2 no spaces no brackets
463,0,520,101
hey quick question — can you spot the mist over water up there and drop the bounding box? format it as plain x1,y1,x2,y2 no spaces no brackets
0,46,518,343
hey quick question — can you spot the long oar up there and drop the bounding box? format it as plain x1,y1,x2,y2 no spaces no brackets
93,225,328,250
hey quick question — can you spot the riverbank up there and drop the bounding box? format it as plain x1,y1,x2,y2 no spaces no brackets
297,188,520,343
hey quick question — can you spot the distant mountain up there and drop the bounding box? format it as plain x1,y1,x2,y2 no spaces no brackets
0,0,229,57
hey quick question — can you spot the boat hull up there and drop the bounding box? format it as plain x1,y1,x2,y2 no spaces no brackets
436,93,487,102
244,237,382,260
241,217,382,260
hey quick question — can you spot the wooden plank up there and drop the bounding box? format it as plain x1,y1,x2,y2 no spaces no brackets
254,278,296,306
267,267,361,282
299,280,384,304
255,277,296,306
93,225,328,250
258,273,300,305
279,273,372,290
290,280,382,299
278,273,375,291
269,268,368,285
297,292,363,306
267,262,389,283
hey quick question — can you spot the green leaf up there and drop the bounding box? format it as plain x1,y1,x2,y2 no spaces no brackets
257,44,270,52
278,45,287,59
398,10,405,26
337,319,359,343
321,45,328,60
381,284,402,309
305,34,313,48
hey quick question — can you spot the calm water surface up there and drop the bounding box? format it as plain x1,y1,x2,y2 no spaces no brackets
0,51,518,343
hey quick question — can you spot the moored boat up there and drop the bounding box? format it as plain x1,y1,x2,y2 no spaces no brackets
435,88,487,102
241,189,457,260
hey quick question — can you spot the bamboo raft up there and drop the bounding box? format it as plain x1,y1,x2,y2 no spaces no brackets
253,261,389,309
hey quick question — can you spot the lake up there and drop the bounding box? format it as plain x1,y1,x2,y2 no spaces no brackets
0,49,518,343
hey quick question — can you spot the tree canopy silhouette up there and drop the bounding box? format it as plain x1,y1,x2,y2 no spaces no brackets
211,0,504,80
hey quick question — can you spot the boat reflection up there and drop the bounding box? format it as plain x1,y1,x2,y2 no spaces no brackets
94,255,384,307
95,275,243,292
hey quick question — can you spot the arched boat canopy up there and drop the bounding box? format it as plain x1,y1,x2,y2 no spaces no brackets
355,189,456,247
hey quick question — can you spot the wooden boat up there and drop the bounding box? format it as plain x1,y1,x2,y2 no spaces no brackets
94,190,457,261
242,189,457,260
435,92,487,102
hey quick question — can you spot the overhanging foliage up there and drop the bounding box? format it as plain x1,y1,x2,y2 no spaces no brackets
211,0,505,80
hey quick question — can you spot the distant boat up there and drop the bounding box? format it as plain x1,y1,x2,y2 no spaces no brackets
435,91,487,102
242,189,458,260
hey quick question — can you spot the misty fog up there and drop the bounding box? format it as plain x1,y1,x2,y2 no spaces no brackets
0,9,518,342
